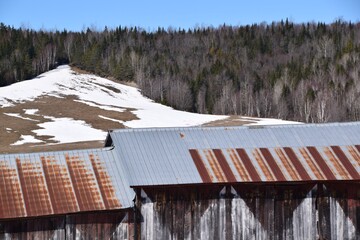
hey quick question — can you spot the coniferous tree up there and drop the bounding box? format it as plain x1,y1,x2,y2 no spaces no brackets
0,21,360,122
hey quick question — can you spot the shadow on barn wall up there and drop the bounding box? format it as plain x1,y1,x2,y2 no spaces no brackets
136,182,360,240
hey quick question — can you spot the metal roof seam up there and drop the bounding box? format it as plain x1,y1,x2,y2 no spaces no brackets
156,130,180,184
86,149,106,210
38,153,55,215
110,147,133,207
62,152,81,212
11,154,27,217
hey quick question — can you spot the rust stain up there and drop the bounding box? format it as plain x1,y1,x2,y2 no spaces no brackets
274,148,300,181
16,158,53,216
347,146,360,168
189,149,213,183
204,149,226,182
283,147,311,181
252,149,275,181
65,154,105,211
227,149,250,181
90,154,122,208
331,146,360,179
307,147,336,180
259,148,286,181
213,149,237,182
299,148,325,180
235,148,261,182
355,145,360,154
41,156,79,214
323,147,349,180
0,161,26,218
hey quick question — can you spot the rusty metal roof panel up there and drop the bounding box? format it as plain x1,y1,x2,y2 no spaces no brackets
0,147,133,220
108,122,360,186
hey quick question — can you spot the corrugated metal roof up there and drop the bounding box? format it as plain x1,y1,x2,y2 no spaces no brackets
108,122,360,186
0,147,133,219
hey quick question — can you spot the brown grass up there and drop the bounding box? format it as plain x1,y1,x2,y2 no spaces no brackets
203,115,255,127
1,65,254,154
0,95,137,154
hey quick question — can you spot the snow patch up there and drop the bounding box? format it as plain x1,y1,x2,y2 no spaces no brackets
74,100,126,112
0,65,227,129
1,65,299,145
3,113,39,122
0,66,71,107
24,109,39,115
125,108,225,128
33,116,106,144
98,115,124,124
11,135,43,145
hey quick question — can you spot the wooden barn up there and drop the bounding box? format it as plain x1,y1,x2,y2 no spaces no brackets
0,148,135,239
1,122,360,239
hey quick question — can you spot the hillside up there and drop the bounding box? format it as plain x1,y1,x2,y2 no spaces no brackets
1,21,360,123
0,66,299,153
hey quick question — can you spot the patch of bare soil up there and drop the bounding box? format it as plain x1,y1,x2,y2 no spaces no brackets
0,95,137,154
203,115,255,127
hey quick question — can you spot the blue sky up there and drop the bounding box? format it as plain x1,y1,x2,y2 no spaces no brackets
0,0,359,31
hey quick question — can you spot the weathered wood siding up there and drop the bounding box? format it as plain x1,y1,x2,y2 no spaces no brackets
137,183,360,240
318,183,360,240
1,183,358,239
0,210,133,240
0,217,65,239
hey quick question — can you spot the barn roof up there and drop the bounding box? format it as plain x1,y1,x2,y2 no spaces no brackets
2,121,360,220
107,122,360,186
0,147,133,220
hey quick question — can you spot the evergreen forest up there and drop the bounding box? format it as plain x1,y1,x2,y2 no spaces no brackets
1,20,360,123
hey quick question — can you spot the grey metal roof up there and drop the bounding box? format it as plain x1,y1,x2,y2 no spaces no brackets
0,147,134,219
2,121,359,219
107,122,360,186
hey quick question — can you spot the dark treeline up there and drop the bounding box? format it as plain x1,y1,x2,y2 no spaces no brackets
1,20,360,122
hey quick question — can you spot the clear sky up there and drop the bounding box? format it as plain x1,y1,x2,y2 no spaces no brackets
0,0,359,31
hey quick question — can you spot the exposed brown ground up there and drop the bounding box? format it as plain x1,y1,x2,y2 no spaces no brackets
0,66,254,154
0,95,137,154
203,115,255,127
0,98,253,154
0,95,255,154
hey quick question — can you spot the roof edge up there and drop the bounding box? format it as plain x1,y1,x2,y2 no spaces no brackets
108,121,360,134
0,145,116,158
130,179,360,189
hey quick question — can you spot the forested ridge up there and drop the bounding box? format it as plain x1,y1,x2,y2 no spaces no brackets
1,20,360,123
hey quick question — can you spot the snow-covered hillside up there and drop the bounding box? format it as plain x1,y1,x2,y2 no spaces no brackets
0,65,299,147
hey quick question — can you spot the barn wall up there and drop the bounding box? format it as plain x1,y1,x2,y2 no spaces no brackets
1,183,358,240
0,210,134,240
318,183,360,240
136,183,360,240
0,216,65,239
